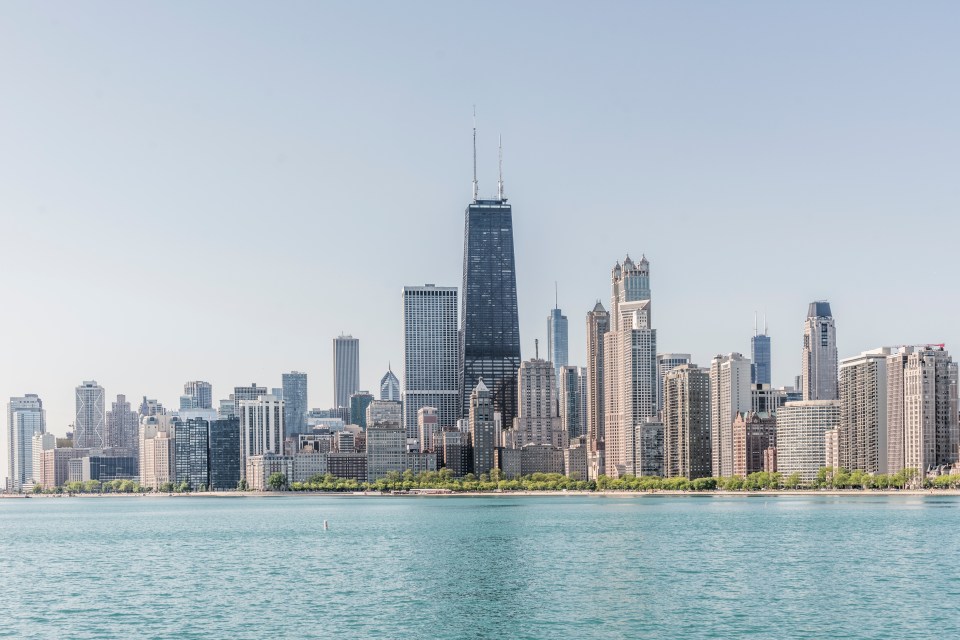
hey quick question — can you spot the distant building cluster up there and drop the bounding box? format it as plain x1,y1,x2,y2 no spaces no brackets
5,138,960,493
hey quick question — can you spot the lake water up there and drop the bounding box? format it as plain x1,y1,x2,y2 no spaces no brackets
1,494,958,639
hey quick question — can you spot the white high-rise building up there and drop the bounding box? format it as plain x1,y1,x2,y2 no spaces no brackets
776,400,841,483
402,285,459,438
507,359,565,449
239,395,285,480
7,395,46,491
417,406,440,453
604,255,657,478
75,381,105,449
139,415,177,490
333,335,360,409
886,345,959,474
838,348,891,474
709,353,752,477
379,366,401,402
802,301,838,401
656,353,691,415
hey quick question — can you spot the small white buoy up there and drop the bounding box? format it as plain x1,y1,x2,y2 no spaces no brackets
323,520,329,531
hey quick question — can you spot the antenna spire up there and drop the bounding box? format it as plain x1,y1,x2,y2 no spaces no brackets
555,281,558,309
497,134,504,201
754,311,758,336
764,313,768,335
472,107,479,202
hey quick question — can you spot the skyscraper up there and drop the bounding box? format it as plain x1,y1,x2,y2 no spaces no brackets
7,395,45,491
547,302,568,384
232,383,266,420
175,418,210,490
209,417,241,490
776,400,841,483
709,353,753,477
656,353,691,415
802,301,838,401
334,335,360,409
751,319,772,385
239,394,284,480
350,391,374,429
604,255,657,478
183,381,213,410
469,379,496,477
403,285,459,438
379,366,400,402
105,394,139,453
559,365,587,442
585,301,610,465
458,132,521,430
886,345,959,474
506,358,565,449
282,371,309,438
838,348,891,474
662,365,711,480
75,381,105,450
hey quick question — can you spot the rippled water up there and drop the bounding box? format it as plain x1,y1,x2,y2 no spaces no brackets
1,494,958,639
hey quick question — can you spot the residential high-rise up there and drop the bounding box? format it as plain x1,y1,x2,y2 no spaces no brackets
838,348,891,474
238,395,284,480
559,365,587,442
105,394,139,454
281,372,309,438
232,383,266,420
802,301,838,401
139,396,166,418
547,304,568,384
709,353,753,477
175,418,210,490
506,359,565,449
604,255,657,478
366,400,402,428
380,367,400,402
656,353,691,414
585,302,610,466
751,320,772,385
417,406,440,453
458,161,521,430
7,395,45,491
886,345,959,474
183,381,213,410
333,335,360,409
402,285,459,438
139,415,177,490
75,381,105,449
469,379,496,476
209,417,241,490
776,400,841,483
365,423,406,481
732,412,776,477
662,365,712,480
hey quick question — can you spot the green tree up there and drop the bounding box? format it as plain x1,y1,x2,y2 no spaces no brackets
267,472,288,491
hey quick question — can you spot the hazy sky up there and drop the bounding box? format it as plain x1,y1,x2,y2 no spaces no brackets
3,2,960,479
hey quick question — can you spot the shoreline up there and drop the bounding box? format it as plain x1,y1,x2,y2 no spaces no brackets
5,488,960,499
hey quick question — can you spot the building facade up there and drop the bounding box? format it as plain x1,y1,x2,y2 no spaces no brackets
365,423,406,481
886,346,959,474
585,302,610,464
139,415,177,490
209,417,241,490
333,335,360,409
732,412,776,477
282,372,309,438
183,381,213,410
379,367,400,402
656,353,691,416
75,381,105,449
459,197,521,430
751,331,772,386
559,365,587,442
469,380,496,476
239,395,284,481
802,301,839,401
604,255,656,478
838,348,891,474
709,353,753,477
662,364,712,480
105,394,139,454
7,395,46,491
174,417,210,489
776,400,841,483
547,305,568,385
507,359,565,449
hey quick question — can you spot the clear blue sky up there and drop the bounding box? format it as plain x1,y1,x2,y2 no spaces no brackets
3,1,959,479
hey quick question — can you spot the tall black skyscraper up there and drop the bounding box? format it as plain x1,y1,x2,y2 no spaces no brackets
458,127,521,428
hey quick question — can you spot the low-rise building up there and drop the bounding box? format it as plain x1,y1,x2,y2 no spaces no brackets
498,444,565,479
327,452,367,483
732,412,776,477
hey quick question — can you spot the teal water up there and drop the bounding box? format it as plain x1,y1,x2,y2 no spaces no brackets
1,494,958,638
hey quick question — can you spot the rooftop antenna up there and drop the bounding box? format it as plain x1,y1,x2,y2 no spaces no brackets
754,311,758,337
555,281,558,309
472,106,479,202
764,313,768,336
497,134,504,201
535,338,539,360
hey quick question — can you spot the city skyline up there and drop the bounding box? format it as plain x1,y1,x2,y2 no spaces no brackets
4,3,960,483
